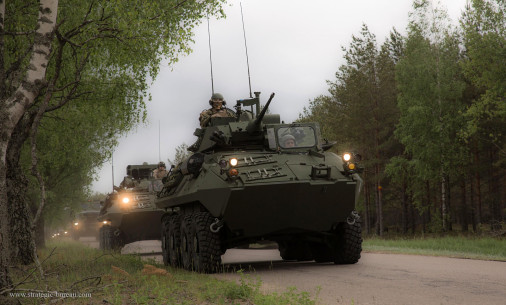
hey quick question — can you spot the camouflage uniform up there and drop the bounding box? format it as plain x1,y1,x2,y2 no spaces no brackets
199,108,236,128
153,168,168,179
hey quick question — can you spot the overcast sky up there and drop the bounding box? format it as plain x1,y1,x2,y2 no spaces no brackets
91,0,467,194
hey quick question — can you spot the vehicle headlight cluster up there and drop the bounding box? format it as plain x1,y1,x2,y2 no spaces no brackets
342,152,361,174
218,157,240,178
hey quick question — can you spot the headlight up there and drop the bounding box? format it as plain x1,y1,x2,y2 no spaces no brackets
343,153,351,162
64,231,68,234
74,222,78,226
229,158,238,167
122,197,130,204
103,220,108,225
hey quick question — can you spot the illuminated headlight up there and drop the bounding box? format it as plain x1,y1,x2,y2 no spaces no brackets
103,220,108,225
74,222,79,226
64,231,68,234
229,158,238,167
122,197,130,204
343,153,351,162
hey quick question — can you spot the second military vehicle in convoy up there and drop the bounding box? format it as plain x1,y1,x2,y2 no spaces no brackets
156,92,363,272
98,164,165,250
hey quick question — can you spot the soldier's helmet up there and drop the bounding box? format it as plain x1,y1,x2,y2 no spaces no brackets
209,93,226,105
158,161,166,168
280,134,296,147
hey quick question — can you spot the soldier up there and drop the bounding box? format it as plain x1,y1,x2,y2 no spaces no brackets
280,134,296,148
153,162,168,179
199,93,236,128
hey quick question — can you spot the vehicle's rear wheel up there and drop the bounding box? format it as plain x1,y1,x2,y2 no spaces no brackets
312,242,333,263
190,212,222,273
279,241,313,261
333,219,362,264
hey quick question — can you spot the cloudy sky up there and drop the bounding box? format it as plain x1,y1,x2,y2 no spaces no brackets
92,0,467,194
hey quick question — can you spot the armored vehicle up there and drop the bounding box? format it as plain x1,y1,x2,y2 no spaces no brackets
71,210,101,240
98,164,165,250
157,92,363,272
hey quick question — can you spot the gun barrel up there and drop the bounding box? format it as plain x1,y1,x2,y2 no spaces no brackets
255,92,275,124
246,93,275,133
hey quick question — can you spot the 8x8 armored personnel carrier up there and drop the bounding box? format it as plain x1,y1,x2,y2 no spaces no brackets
157,92,363,272
98,164,165,250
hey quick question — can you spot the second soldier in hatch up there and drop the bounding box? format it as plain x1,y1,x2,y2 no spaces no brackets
153,162,168,179
199,93,236,128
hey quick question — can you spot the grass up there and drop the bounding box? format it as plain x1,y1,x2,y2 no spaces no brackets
363,235,506,261
7,240,319,305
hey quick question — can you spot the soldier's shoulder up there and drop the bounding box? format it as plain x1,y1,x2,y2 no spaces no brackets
200,108,212,115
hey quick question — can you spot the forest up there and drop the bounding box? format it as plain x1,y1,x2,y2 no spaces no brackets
299,0,505,236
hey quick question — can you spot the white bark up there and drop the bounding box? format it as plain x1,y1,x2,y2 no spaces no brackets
5,0,59,131
0,0,59,290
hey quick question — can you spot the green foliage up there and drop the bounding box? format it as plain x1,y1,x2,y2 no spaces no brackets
364,235,506,261
2,0,226,226
460,0,506,164
300,0,505,234
168,143,192,166
395,1,467,179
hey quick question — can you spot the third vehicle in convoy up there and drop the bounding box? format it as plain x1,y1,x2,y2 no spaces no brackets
156,92,363,273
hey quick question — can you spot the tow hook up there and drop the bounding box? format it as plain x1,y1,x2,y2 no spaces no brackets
114,229,122,237
210,218,224,233
347,211,360,225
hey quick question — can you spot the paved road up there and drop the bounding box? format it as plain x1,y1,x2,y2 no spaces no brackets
80,239,506,305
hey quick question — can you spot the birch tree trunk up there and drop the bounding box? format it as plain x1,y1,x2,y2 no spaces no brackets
0,0,58,291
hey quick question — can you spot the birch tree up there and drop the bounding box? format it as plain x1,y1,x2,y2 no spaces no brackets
0,0,225,293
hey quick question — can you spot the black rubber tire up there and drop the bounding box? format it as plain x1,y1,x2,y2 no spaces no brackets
180,215,194,271
162,214,181,267
333,220,362,264
190,212,222,273
279,241,313,261
168,214,182,267
99,227,105,250
161,215,170,266
101,225,111,250
312,242,333,263
103,226,124,251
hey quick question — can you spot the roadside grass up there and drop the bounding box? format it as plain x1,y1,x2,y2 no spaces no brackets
363,235,506,261
8,241,319,305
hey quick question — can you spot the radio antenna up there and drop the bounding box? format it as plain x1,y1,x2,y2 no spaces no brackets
240,2,253,98
207,17,215,95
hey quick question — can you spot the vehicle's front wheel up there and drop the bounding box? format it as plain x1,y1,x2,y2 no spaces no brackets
180,215,194,271
103,225,124,251
333,219,362,264
190,212,222,273
162,214,181,267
